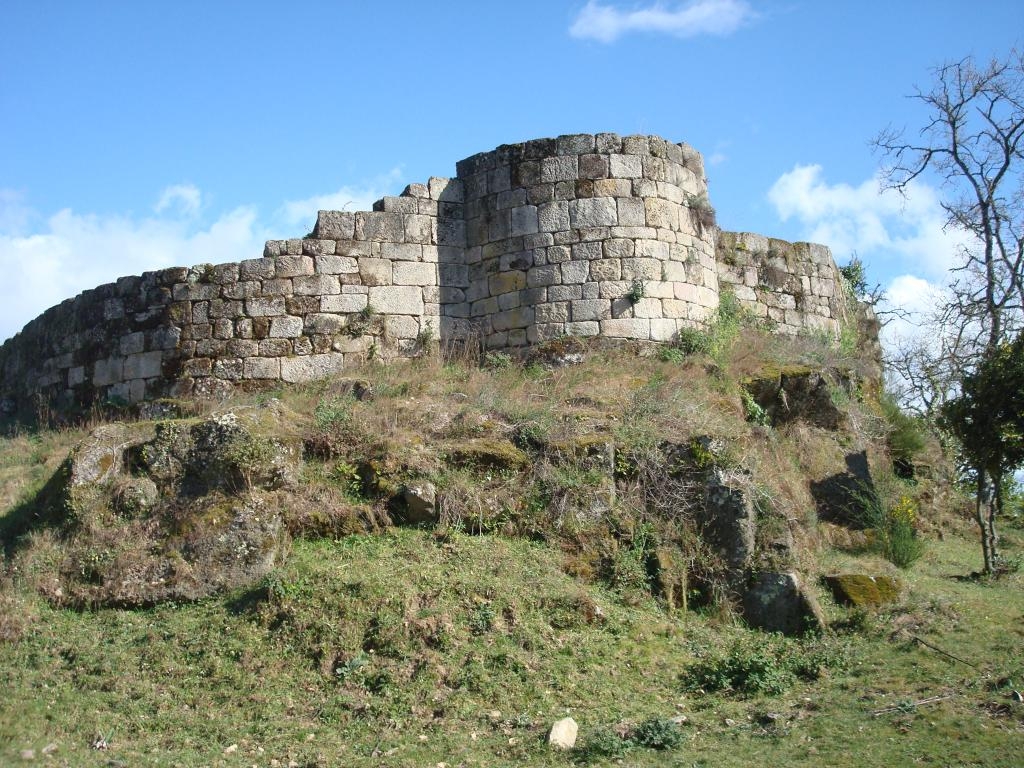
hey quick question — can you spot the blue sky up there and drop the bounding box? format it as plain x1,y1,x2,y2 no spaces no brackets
0,0,1020,342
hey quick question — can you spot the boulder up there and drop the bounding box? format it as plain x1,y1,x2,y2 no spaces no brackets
67,424,141,486
443,438,529,472
742,571,827,636
823,573,901,607
110,477,159,518
701,468,757,571
744,369,847,430
548,717,579,750
527,336,588,368
402,481,438,524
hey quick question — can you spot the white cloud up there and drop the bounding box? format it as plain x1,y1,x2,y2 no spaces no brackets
766,163,980,366
0,189,36,235
0,169,407,343
569,0,755,43
154,183,202,217
276,168,404,232
767,164,970,281
877,274,945,346
0,189,269,342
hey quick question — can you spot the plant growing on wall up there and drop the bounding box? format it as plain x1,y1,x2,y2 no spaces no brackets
627,279,645,305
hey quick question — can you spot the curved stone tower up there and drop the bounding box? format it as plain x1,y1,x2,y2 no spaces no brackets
451,133,719,348
0,134,855,414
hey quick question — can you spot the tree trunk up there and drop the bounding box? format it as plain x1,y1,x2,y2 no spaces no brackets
989,470,1003,569
976,471,996,574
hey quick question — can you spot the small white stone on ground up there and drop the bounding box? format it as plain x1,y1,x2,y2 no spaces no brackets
548,717,579,750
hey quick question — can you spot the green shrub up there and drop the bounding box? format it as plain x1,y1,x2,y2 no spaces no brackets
674,327,714,356
578,726,630,760
608,523,657,596
708,290,751,359
884,495,925,569
857,490,925,569
469,603,495,635
223,432,278,491
880,395,927,469
683,634,849,696
686,642,794,695
839,256,868,300
314,396,354,431
631,718,684,750
741,389,770,426
329,460,364,501
483,351,514,370
657,345,686,364
627,278,646,305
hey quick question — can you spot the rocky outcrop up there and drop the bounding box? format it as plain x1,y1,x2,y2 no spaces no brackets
742,572,827,635
701,467,757,571
744,368,848,430
11,409,298,608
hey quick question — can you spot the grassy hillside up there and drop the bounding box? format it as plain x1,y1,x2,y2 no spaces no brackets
0,529,1021,766
1,325,1021,766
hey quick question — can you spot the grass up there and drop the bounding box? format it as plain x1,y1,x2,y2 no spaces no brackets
0,531,1020,766
0,336,1021,765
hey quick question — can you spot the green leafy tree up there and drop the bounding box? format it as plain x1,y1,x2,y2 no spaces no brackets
941,332,1024,573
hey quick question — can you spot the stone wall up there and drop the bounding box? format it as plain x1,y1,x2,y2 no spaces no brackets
715,231,848,336
0,134,859,414
452,133,720,348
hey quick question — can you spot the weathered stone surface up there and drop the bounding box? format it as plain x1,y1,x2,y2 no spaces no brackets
368,286,425,315
392,262,437,286
356,258,392,286
243,356,280,379
702,467,757,571
570,197,618,228
541,155,578,182
315,254,358,275
246,297,286,317
548,718,578,750
67,424,137,486
275,255,315,278
269,316,303,338
745,370,846,430
823,574,901,607
401,481,437,524
357,212,404,241
315,210,355,240
28,413,298,608
123,351,163,380
280,353,346,383
510,205,539,236
742,572,827,636
320,293,368,313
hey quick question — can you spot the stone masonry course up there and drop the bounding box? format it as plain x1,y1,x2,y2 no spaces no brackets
0,134,857,413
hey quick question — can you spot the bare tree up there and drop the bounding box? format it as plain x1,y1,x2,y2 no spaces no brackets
875,51,1024,351
884,292,976,423
873,50,1024,574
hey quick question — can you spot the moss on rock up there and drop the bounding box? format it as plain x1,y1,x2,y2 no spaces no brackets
823,573,902,607
443,438,529,472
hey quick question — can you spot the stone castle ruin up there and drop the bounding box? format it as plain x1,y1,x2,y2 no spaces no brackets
0,134,858,412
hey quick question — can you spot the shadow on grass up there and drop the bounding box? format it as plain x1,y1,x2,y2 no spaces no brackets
0,461,70,558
